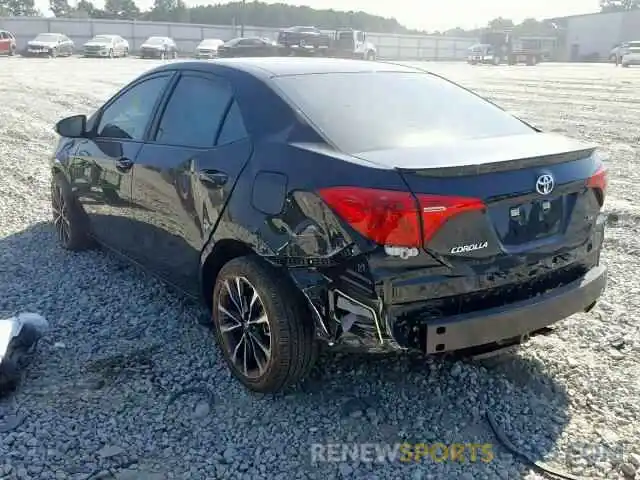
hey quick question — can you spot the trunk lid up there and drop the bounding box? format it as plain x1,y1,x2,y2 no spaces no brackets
353,133,602,258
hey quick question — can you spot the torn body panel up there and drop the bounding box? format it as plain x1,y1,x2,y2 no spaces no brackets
199,138,608,356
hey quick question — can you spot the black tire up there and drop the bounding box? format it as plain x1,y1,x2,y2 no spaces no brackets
211,255,318,393
51,172,93,251
9,45,15,56
108,48,113,58
124,47,128,57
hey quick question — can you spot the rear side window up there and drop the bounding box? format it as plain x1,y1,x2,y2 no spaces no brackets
155,74,232,148
217,101,248,145
273,71,534,154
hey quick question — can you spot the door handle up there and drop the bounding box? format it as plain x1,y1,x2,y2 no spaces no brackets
198,170,228,187
115,157,134,172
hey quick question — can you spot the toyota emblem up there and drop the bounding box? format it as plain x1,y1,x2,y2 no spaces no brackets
535,174,554,195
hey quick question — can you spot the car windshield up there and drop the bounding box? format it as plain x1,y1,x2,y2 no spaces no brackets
199,39,220,47
34,34,60,42
273,71,534,154
91,35,114,42
146,37,166,45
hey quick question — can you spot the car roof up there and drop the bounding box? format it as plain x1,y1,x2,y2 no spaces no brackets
149,57,427,79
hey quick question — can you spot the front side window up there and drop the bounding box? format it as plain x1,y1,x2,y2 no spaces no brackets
273,71,534,154
97,75,170,141
155,75,232,148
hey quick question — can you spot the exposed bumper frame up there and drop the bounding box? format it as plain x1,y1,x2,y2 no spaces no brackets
422,264,607,354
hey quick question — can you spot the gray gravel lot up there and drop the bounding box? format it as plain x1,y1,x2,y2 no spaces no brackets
0,57,639,479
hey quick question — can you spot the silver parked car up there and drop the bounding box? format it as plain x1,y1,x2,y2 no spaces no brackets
83,34,129,58
139,36,178,59
23,33,74,58
194,38,224,58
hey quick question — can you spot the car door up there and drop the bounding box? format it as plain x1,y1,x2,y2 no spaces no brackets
60,35,69,55
66,36,74,55
68,72,174,256
234,38,258,56
0,32,9,54
130,71,252,295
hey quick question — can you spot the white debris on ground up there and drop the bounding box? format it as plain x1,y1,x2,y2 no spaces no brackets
0,57,638,479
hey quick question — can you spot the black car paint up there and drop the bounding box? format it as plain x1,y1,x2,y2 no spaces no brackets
217,38,280,58
51,59,607,356
277,27,332,49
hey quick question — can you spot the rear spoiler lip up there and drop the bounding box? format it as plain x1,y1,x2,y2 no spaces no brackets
397,148,598,177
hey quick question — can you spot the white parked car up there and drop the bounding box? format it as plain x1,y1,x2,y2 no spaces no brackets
83,34,129,58
195,38,224,59
621,40,640,67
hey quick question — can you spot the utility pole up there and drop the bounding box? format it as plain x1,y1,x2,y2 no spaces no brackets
240,0,246,37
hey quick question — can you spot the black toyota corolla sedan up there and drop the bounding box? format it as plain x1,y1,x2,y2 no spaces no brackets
49,57,608,393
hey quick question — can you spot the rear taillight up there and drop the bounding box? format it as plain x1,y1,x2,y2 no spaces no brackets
587,165,608,205
318,187,422,247
317,187,485,248
416,194,486,243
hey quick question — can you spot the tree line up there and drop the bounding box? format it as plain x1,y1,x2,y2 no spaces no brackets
0,0,638,35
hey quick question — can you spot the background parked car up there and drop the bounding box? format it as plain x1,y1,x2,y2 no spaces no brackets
621,40,640,67
277,26,331,49
0,30,17,56
139,36,178,59
609,42,629,64
23,33,74,57
217,37,280,57
83,34,129,58
194,38,224,58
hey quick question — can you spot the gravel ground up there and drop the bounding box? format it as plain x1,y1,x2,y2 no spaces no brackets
0,57,639,480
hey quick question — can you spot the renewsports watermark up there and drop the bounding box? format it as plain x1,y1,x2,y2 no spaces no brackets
310,442,495,464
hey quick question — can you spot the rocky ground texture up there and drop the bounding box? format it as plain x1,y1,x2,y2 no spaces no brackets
0,58,639,479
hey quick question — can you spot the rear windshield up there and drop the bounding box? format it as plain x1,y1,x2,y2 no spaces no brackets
272,71,534,154
34,33,60,42
146,37,166,45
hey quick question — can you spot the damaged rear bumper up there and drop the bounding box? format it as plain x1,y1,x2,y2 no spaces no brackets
421,264,606,354
293,262,607,355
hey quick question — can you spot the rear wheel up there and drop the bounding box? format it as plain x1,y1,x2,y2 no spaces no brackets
51,172,93,251
365,50,376,61
211,255,318,393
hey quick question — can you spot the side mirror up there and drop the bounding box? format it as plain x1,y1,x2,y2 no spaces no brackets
55,114,87,138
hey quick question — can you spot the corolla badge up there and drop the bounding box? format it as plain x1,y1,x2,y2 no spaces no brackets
450,241,488,254
536,173,555,195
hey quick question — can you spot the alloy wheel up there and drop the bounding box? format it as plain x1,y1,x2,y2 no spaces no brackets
217,276,272,379
51,184,71,245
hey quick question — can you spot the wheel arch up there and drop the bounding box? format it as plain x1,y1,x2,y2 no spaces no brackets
200,238,259,311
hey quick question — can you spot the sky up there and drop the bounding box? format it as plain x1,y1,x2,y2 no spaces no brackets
35,0,601,31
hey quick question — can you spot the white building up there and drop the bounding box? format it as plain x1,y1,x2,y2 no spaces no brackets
551,9,640,61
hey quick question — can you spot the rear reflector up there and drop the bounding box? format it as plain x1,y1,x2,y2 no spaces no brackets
586,165,608,204
317,187,485,248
